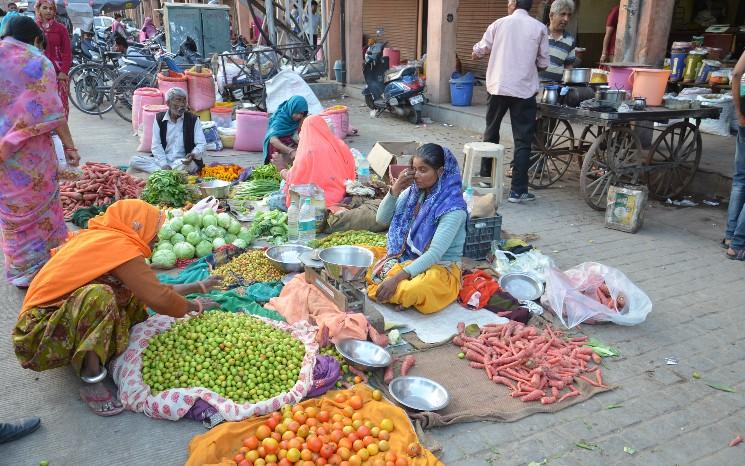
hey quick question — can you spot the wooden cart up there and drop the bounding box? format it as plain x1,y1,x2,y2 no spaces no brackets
528,104,722,210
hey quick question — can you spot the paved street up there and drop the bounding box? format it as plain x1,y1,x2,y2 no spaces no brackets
1,100,744,466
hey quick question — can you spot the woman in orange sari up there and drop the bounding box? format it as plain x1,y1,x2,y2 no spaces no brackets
13,200,221,416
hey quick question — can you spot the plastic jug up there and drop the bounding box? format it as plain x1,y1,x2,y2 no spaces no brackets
157,71,188,99
210,106,233,128
628,69,671,106
137,104,168,152
185,66,216,112
234,109,268,152
132,88,163,136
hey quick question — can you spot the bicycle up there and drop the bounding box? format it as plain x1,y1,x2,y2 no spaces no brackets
67,50,121,116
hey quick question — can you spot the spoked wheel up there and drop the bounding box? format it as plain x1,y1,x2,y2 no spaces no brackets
580,125,643,211
646,121,702,200
528,118,575,188
110,72,154,122
68,64,115,115
578,124,604,164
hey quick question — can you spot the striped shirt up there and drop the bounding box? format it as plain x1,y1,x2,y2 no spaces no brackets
540,32,577,82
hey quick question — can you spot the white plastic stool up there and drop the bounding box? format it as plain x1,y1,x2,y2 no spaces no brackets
461,142,504,208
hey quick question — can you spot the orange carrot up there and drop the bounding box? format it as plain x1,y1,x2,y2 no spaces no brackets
540,396,556,404
729,435,743,447
520,390,545,402
465,350,485,364
400,355,416,376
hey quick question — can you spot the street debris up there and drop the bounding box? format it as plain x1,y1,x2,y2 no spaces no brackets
692,371,702,379
576,441,597,451
665,357,679,365
705,382,736,393
729,435,743,447
666,198,698,207
606,403,624,409
624,446,637,455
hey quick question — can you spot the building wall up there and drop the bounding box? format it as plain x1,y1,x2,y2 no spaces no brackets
576,0,618,66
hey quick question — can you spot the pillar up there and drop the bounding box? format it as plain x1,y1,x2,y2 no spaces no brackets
344,0,363,84
425,0,459,104
235,0,254,40
325,0,342,80
634,0,674,66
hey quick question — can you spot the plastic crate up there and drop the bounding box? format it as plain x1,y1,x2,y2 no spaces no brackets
463,214,502,260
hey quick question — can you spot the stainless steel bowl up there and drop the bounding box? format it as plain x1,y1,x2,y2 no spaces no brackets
335,339,392,369
198,179,232,199
499,272,545,301
388,376,450,411
562,68,592,84
265,245,312,273
318,246,374,282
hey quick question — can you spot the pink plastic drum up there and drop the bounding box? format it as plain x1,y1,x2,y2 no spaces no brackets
234,109,269,152
132,88,163,136
138,104,168,152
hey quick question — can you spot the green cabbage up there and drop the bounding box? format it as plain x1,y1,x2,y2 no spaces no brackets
196,240,213,258
183,211,200,227
224,233,237,243
227,219,241,235
232,238,248,249
152,249,177,268
180,224,196,237
186,231,202,246
171,233,186,244
212,237,226,250
202,225,222,239
157,226,174,241
169,217,184,233
217,212,232,229
201,214,218,227
173,242,196,260
156,242,174,251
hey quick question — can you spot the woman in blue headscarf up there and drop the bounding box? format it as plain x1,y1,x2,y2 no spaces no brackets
262,95,309,164
367,143,468,314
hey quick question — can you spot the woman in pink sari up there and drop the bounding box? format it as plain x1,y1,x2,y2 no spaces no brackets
0,16,80,287
35,0,72,118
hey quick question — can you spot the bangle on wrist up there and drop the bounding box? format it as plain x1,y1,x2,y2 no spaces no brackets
64,147,77,153
196,299,203,313
198,281,207,293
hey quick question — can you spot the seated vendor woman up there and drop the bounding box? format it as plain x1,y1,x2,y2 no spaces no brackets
12,199,222,417
263,95,308,165
368,143,467,314
129,87,206,175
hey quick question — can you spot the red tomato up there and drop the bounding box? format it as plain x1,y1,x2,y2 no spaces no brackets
318,410,331,422
244,436,260,450
348,396,363,410
266,417,279,430
319,444,336,459
263,437,279,454
234,454,245,463
256,426,272,441
356,426,370,438
307,436,323,453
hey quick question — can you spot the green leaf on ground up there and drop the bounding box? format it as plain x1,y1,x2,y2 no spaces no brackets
606,403,624,409
576,441,597,450
464,324,481,337
586,338,620,357
528,461,548,466
624,446,637,455
692,371,702,379
705,382,736,393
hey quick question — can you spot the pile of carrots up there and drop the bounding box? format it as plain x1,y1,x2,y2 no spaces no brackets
201,164,243,182
60,163,146,219
453,320,607,404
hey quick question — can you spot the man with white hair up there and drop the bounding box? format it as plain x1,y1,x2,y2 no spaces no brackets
129,87,206,174
472,0,548,203
540,0,578,82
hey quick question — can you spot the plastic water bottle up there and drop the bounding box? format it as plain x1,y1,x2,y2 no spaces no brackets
298,198,316,245
463,186,474,214
287,199,299,243
352,148,371,183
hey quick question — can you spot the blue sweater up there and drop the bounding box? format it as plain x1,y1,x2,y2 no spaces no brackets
377,189,467,277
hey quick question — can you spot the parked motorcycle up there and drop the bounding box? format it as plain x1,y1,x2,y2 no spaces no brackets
362,41,425,124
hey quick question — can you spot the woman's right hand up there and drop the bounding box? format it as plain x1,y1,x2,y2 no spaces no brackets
189,298,220,315
391,169,414,197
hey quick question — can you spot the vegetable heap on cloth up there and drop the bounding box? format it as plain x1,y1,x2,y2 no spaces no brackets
141,170,193,207
111,313,318,421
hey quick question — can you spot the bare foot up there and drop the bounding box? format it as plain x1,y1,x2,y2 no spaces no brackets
79,382,124,417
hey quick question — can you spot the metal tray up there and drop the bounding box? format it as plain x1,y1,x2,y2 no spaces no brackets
498,272,544,301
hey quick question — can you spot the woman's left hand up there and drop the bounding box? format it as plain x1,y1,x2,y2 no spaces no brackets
200,275,223,292
57,72,68,82
376,272,409,303
270,152,289,170
64,148,80,166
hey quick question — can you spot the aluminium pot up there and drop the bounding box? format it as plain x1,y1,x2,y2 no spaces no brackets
541,84,561,104
562,68,591,84
595,87,627,104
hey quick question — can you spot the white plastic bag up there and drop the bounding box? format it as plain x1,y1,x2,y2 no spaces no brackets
492,249,555,283
189,196,221,214
697,94,733,136
541,262,652,328
265,69,323,115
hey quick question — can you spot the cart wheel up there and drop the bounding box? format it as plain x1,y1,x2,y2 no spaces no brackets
528,118,575,189
578,125,604,165
646,121,702,200
580,125,643,211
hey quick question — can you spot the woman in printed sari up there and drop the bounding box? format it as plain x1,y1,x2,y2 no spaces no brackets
0,16,80,288
139,16,157,42
270,115,356,209
13,200,222,416
262,95,308,164
368,143,468,314
35,0,72,118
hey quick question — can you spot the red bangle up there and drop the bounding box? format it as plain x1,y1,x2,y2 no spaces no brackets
64,147,77,153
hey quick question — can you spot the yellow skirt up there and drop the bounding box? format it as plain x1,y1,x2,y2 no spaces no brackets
367,261,461,314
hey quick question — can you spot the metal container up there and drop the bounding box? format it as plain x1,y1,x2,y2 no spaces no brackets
562,68,591,84
633,96,647,110
388,376,450,411
498,272,544,301
595,87,627,104
318,246,374,282
335,339,392,369
265,245,312,273
198,179,232,199
541,84,561,104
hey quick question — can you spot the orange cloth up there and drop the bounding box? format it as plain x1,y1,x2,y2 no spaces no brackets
283,115,356,209
186,385,443,466
265,275,368,343
22,199,164,313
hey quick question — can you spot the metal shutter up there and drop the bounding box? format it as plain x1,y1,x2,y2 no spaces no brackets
456,1,544,78
363,0,419,63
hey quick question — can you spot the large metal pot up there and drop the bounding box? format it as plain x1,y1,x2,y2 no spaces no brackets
595,86,627,104
541,84,561,104
562,68,591,84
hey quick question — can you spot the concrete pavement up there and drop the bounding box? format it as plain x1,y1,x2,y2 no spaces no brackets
1,103,744,465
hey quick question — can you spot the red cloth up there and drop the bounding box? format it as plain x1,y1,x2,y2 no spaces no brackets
458,270,501,309
606,6,620,57
38,19,71,117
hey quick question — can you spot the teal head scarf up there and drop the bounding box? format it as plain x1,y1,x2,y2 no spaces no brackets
262,96,308,163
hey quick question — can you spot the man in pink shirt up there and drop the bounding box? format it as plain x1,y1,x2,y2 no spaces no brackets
472,0,549,203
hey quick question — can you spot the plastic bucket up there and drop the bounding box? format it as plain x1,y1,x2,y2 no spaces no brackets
449,72,475,107
210,106,234,128
383,48,401,67
132,87,163,136
628,69,671,106
234,109,268,152
608,66,634,92
137,104,168,152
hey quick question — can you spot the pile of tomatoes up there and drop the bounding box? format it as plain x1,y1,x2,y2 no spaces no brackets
233,391,421,466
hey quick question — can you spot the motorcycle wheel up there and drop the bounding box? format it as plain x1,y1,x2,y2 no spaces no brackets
364,94,376,110
408,108,422,124
68,64,115,115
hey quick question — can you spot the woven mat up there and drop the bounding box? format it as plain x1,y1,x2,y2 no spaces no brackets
376,344,614,429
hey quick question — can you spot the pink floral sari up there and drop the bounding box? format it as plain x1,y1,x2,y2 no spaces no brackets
0,37,68,286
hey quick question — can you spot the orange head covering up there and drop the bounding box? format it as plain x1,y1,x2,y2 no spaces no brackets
22,199,164,313
34,0,58,25
283,115,356,208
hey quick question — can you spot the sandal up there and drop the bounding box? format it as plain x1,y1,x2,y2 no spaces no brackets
721,238,731,249
79,384,124,417
726,248,745,261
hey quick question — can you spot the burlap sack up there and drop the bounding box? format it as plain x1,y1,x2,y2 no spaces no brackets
326,199,388,233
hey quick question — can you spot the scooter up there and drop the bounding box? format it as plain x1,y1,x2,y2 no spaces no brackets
362,41,425,124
